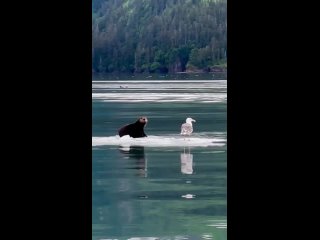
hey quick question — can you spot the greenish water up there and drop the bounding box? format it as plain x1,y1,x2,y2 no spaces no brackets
92,77,227,239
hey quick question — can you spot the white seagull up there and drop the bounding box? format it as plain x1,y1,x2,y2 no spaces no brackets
181,117,196,136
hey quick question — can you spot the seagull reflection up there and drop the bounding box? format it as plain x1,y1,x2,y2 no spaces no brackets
119,145,147,177
181,147,193,174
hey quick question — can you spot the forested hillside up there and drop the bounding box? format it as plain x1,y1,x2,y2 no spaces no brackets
92,0,227,74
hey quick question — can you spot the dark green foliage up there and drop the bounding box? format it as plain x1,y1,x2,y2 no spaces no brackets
92,0,227,73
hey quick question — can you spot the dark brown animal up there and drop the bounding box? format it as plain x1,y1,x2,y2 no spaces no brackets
118,116,148,138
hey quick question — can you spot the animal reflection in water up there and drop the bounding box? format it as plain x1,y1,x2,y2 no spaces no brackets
181,147,193,174
119,145,147,177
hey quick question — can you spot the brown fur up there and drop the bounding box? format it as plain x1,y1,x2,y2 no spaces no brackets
118,116,148,138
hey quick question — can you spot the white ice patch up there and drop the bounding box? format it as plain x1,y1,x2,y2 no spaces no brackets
92,80,227,103
92,135,226,147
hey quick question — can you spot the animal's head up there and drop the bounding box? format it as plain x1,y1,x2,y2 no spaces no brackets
186,117,196,124
138,116,148,126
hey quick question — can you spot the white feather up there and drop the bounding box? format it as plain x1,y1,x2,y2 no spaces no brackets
180,118,196,135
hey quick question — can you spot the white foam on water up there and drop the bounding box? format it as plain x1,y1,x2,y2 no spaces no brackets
181,194,196,199
207,224,228,227
92,80,227,103
127,238,159,240
92,135,226,147
92,80,227,83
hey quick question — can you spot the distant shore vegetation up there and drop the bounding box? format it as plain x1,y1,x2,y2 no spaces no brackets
92,0,227,74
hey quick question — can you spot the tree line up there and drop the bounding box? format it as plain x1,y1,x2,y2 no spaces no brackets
92,0,227,74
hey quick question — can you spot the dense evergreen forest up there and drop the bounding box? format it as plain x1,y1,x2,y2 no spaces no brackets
92,0,227,74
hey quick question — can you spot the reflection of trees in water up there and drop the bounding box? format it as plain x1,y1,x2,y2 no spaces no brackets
181,147,193,174
93,146,227,237
95,146,148,233
116,146,147,222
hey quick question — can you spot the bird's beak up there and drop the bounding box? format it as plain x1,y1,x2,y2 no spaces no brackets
192,119,196,122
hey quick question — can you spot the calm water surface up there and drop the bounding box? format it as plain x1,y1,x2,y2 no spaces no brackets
92,74,227,240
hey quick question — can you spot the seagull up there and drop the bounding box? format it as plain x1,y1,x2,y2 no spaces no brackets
181,117,196,136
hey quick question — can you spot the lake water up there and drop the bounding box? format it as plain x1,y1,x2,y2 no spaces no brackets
92,74,227,240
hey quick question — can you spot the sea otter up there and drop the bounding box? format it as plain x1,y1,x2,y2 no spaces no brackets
118,116,148,138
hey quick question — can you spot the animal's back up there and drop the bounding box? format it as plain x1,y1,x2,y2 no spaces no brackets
118,123,147,138
118,124,131,137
